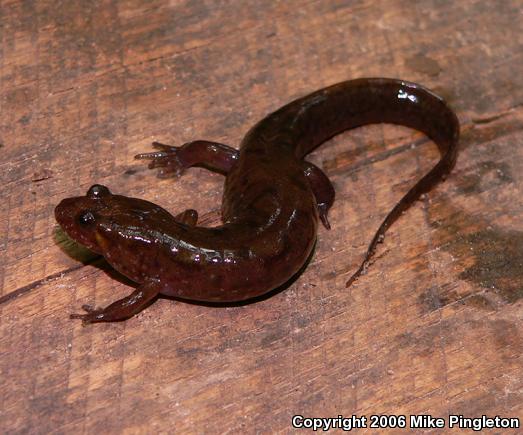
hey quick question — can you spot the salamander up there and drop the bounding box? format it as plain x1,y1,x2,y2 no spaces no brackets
55,78,460,323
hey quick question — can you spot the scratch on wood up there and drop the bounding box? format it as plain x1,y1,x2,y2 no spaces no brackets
0,256,101,306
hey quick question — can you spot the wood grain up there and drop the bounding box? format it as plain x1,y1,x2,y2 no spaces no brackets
1,0,522,433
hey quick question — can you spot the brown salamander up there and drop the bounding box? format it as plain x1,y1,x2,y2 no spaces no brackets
55,78,459,323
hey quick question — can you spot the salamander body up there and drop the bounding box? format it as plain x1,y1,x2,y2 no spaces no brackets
55,78,459,323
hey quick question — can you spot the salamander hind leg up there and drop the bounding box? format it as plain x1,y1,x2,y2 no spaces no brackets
70,280,161,324
135,140,239,178
302,161,335,229
174,209,198,226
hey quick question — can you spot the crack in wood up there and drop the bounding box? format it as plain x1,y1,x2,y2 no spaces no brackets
0,256,102,306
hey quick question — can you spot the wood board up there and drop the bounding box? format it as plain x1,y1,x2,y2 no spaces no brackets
1,0,522,433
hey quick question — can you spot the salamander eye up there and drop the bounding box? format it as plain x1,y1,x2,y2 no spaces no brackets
77,211,96,226
87,184,111,198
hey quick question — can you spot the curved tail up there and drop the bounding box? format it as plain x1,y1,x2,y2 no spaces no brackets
240,78,460,287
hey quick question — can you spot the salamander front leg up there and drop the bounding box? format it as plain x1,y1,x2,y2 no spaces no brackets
135,140,239,177
302,161,335,229
70,280,161,324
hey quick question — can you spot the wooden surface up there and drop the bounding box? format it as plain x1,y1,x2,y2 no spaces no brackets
1,0,522,433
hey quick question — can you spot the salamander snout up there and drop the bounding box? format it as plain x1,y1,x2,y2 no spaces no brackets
55,196,105,254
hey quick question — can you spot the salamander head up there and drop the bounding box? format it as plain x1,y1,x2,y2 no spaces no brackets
55,184,173,255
